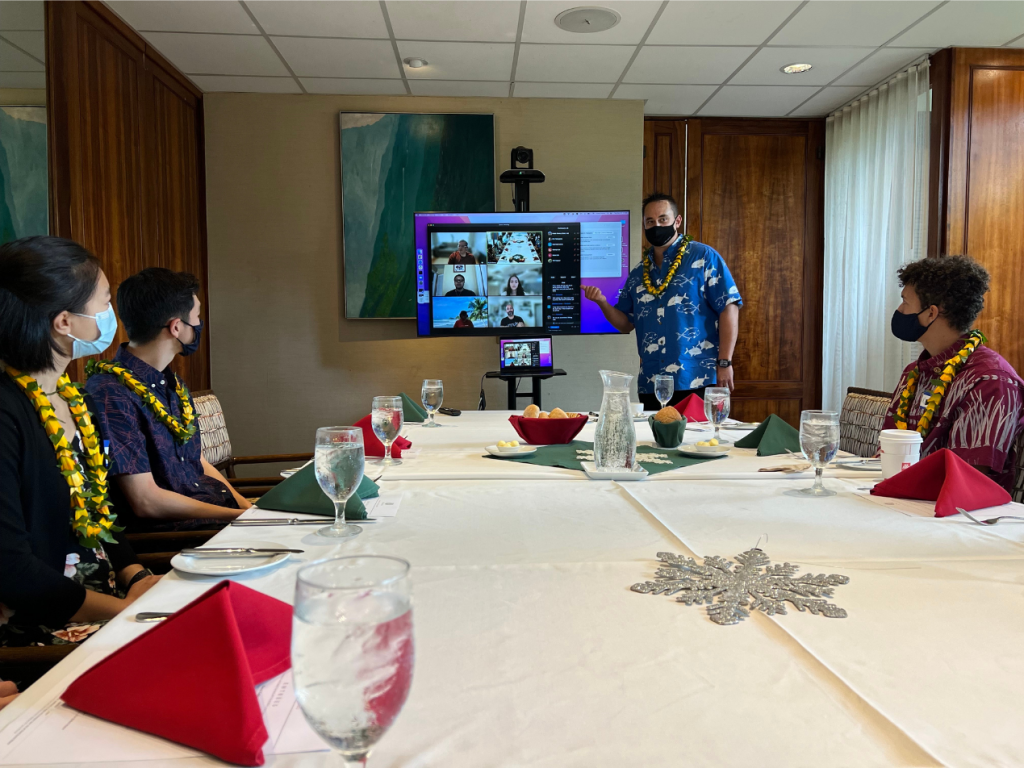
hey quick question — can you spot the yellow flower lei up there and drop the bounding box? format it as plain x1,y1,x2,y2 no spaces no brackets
86,360,197,443
642,234,693,298
6,368,122,547
893,330,987,437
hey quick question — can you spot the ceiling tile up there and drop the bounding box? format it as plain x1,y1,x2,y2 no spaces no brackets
647,1,801,45
0,71,44,88
521,1,662,45
189,75,301,93
772,1,940,46
273,37,399,78
388,1,520,42
0,2,44,31
397,41,514,81
788,85,866,116
514,44,634,83
699,84,819,117
625,46,754,85
248,1,388,38
301,77,408,95
612,83,717,115
833,47,933,87
0,37,42,71
408,80,509,97
1,30,43,62
731,46,870,86
106,1,258,34
143,32,288,76
891,1,1024,47
514,82,614,98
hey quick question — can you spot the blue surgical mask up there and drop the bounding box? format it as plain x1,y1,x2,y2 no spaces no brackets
68,303,118,359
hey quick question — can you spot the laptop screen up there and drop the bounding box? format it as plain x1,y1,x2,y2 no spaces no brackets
499,337,553,371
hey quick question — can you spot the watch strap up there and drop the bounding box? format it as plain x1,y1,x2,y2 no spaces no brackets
126,568,154,590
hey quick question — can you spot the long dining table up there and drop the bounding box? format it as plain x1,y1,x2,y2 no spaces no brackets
2,411,1023,767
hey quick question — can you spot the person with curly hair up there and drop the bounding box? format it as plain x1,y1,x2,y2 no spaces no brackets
882,255,1024,489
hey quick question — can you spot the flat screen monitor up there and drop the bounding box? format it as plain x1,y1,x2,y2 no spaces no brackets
414,211,630,337
499,336,553,372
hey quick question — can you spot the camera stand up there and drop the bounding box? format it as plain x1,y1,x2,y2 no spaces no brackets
484,369,567,410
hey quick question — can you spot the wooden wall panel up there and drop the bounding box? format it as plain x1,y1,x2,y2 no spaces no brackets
47,1,209,389
928,47,1024,375
643,118,824,425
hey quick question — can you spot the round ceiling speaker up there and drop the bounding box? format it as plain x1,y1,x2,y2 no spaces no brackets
554,6,621,34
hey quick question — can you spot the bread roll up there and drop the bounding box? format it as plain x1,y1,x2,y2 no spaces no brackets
549,407,568,419
523,404,541,418
654,406,683,424
538,411,550,419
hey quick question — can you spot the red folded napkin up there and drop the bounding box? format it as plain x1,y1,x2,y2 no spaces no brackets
62,581,291,766
871,448,1011,518
509,414,588,445
674,393,707,423
355,414,412,458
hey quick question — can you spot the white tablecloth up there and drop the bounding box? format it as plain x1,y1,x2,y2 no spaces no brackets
2,411,1022,767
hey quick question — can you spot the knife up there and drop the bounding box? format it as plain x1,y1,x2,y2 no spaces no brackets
230,518,377,526
135,612,173,622
181,547,304,556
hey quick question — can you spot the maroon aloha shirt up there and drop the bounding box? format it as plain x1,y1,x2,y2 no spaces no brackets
883,336,1024,491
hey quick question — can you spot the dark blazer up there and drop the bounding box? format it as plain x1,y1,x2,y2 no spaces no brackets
0,372,139,627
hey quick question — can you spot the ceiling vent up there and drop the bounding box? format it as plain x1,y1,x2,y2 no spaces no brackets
554,6,621,34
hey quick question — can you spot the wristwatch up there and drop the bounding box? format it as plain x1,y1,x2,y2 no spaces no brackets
126,568,154,589
717,359,732,368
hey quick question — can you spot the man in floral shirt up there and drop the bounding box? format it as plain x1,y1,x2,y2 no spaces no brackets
883,256,1024,490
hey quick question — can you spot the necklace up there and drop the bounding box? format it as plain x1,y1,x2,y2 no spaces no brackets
6,368,121,547
642,235,693,298
86,360,197,443
893,330,986,437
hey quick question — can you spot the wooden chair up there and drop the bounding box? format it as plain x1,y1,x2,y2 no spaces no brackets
839,386,893,458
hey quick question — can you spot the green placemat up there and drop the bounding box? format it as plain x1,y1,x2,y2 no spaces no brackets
400,393,427,423
734,413,801,456
484,440,722,476
256,463,379,519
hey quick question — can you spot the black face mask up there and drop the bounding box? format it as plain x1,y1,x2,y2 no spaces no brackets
644,224,677,248
890,308,933,342
178,320,203,357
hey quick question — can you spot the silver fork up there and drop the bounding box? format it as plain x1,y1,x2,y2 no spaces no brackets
956,507,1024,525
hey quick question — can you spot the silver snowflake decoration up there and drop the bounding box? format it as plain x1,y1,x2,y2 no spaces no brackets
631,549,850,626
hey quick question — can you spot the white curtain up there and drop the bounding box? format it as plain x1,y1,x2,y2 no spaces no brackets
822,59,931,410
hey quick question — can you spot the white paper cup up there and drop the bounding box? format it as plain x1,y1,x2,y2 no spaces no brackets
631,402,644,417
878,429,923,479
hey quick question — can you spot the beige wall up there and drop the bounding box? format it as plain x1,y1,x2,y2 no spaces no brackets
204,93,644,455
0,89,46,105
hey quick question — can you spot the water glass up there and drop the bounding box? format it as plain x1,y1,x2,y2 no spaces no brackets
314,427,365,539
785,410,841,498
653,374,674,410
370,396,404,467
292,556,414,766
421,379,443,428
703,386,731,443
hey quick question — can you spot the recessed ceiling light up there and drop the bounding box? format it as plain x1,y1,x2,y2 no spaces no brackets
781,63,813,75
554,6,621,34
404,57,428,69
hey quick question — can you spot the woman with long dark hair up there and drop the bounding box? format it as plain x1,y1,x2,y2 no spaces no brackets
503,274,526,296
0,237,159,649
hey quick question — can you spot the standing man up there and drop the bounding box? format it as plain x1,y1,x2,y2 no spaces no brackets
583,193,742,410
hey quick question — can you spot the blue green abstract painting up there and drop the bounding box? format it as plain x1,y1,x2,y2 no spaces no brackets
0,106,48,244
340,112,494,319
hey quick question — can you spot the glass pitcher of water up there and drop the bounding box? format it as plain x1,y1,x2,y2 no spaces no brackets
594,370,637,471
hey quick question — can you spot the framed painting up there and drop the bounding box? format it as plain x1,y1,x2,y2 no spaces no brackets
340,112,495,319
0,106,48,243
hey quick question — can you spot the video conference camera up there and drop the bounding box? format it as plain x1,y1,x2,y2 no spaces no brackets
500,146,545,212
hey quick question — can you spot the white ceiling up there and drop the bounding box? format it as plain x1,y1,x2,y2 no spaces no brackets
4,1,1024,116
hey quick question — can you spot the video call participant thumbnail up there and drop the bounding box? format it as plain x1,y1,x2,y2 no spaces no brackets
454,311,473,329
433,296,485,330
448,240,476,265
492,298,541,328
487,263,542,297
445,274,476,297
500,301,524,327
433,264,486,297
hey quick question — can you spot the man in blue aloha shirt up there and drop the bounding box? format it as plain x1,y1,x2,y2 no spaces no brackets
583,193,742,411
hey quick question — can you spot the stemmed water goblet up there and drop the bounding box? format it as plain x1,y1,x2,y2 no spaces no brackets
370,396,404,467
313,426,364,539
421,379,443,428
292,556,414,766
703,386,730,443
654,374,674,411
784,410,841,498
